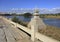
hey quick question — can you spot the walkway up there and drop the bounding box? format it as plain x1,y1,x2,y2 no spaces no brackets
0,17,32,42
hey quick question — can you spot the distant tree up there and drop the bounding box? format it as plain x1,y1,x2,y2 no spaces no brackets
11,13,17,16
23,12,32,18
4,14,11,16
57,13,60,16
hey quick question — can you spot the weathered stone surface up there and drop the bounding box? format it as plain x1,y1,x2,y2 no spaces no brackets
0,28,6,42
0,17,33,42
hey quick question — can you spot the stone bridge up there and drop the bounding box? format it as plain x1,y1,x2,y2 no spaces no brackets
0,9,59,42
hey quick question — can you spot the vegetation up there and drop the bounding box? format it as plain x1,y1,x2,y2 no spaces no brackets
12,16,19,23
0,13,11,16
12,16,28,27
38,25,60,41
23,12,32,18
39,13,60,18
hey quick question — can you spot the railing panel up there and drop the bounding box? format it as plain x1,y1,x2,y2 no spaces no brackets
2,16,31,34
35,32,59,42
16,24,31,34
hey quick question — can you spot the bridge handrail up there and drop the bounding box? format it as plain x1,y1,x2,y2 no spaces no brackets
2,17,31,34
36,32,59,42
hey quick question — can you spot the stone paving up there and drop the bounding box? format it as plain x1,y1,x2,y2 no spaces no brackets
0,17,33,42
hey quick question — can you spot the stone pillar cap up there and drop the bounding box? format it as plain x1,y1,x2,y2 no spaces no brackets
34,8,39,16
34,8,39,13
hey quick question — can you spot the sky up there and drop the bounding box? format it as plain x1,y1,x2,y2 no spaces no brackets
0,0,60,14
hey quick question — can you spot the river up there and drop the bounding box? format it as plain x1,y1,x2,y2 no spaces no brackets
5,16,60,28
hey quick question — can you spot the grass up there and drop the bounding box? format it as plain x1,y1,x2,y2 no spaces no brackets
44,15,60,18
38,25,60,41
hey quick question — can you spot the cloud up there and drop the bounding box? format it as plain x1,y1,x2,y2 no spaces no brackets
19,8,60,14
40,8,60,14
2,8,60,14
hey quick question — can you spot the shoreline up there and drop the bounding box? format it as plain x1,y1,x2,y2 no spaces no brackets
41,16,60,19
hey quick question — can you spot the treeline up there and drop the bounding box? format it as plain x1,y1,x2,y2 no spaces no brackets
0,13,60,17
0,13,23,16
40,13,60,18
0,13,11,16
0,13,32,16
40,13,60,16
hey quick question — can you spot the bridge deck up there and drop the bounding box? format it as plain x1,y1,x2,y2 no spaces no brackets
0,17,33,42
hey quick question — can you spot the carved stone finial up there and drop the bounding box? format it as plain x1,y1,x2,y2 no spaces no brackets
34,8,39,13
34,8,39,16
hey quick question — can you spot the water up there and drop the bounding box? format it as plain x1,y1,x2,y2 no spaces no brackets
43,18,60,28
5,16,60,28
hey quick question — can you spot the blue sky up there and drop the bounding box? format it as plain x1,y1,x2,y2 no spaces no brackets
0,0,60,14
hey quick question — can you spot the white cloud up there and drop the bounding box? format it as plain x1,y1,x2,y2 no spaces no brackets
6,8,60,14
39,8,60,14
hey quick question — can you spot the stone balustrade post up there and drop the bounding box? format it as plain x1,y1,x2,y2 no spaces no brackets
28,9,46,42
31,13,39,42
